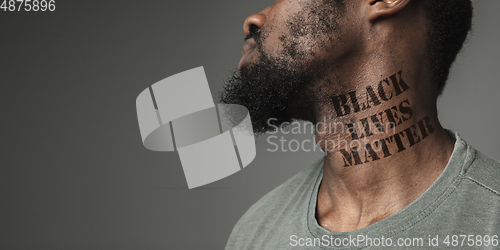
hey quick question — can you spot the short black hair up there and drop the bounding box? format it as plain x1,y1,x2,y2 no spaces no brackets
425,0,473,96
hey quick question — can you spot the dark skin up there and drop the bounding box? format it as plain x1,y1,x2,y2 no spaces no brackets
240,0,455,233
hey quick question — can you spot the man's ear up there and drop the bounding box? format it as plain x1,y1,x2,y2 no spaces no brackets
368,0,412,21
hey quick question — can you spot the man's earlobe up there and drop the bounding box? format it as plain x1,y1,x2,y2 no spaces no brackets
368,0,412,21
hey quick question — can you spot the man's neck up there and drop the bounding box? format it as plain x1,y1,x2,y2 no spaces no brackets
312,69,455,233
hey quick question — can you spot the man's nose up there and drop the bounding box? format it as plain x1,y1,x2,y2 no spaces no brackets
243,7,270,36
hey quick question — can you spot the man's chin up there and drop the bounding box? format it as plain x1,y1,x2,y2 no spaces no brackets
219,77,293,134
219,51,317,134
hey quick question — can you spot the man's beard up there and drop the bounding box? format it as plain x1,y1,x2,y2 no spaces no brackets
219,51,318,135
219,1,344,135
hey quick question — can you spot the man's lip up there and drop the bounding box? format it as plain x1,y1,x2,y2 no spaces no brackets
238,39,257,71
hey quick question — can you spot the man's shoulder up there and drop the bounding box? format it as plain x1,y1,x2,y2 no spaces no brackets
240,158,323,219
227,158,323,242
463,149,500,196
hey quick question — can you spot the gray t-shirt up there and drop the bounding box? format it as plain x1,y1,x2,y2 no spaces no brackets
225,132,500,249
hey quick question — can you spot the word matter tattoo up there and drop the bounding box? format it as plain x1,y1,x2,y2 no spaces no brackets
339,116,434,167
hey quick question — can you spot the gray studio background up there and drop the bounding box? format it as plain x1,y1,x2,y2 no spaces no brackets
1,0,498,249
